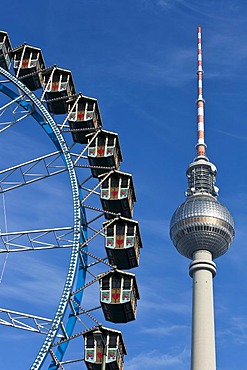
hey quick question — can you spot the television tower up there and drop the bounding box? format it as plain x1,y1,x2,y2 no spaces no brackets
170,27,235,370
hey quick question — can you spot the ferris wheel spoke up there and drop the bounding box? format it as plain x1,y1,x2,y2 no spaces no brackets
71,130,100,166
0,95,34,132
0,309,90,343
0,151,67,192
49,350,65,370
79,215,115,247
60,358,85,366
0,80,34,115
71,270,111,297
0,111,32,133
69,301,101,326
83,203,121,218
0,220,111,253
0,308,62,335
80,171,112,205
0,226,74,253
0,92,26,110
80,249,113,268
0,301,99,343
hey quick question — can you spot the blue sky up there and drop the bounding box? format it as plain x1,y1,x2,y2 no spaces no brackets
1,0,247,369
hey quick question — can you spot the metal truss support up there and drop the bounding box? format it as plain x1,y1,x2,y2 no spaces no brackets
0,227,73,253
0,308,63,336
0,151,67,192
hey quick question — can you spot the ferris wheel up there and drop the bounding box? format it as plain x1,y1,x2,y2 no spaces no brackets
0,31,142,369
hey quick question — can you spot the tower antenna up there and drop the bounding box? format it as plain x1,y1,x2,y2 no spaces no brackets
196,26,206,158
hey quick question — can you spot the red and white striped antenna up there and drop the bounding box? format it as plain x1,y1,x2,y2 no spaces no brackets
196,26,206,158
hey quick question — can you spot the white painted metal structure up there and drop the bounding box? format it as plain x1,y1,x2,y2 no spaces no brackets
170,27,235,370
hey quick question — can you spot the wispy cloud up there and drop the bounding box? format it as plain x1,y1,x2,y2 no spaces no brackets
141,297,191,315
127,53,193,86
0,252,65,310
139,0,184,11
139,217,171,240
86,44,195,88
218,316,247,345
179,0,247,21
142,323,189,335
139,283,191,315
125,347,190,370
213,128,247,142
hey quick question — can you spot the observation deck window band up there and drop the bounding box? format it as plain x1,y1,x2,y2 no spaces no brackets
173,231,232,249
173,236,233,250
171,216,234,228
171,228,233,243
171,223,233,234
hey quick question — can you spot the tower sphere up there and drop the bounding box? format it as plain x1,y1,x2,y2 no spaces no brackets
170,194,235,260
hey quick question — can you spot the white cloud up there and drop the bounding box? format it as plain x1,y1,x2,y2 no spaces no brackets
179,0,246,20
0,252,66,309
213,128,247,142
125,348,190,370
139,0,184,11
138,282,191,315
218,316,247,345
141,297,191,315
121,48,194,87
142,323,189,335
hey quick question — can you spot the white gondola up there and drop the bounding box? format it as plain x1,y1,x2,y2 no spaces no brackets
88,130,122,177
104,217,142,269
12,44,45,90
100,170,136,219
67,94,102,143
84,326,127,370
42,66,76,114
99,270,139,323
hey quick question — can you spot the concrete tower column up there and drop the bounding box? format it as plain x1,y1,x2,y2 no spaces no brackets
189,250,217,370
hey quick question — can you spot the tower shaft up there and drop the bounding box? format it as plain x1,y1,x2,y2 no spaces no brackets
189,250,216,370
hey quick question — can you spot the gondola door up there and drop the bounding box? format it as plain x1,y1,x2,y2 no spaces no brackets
97,136,105,157
110,176,119,200
115,223,125,249
111,276,121,304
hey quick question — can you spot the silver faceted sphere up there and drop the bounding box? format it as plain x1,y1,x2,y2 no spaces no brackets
170,195,235,259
